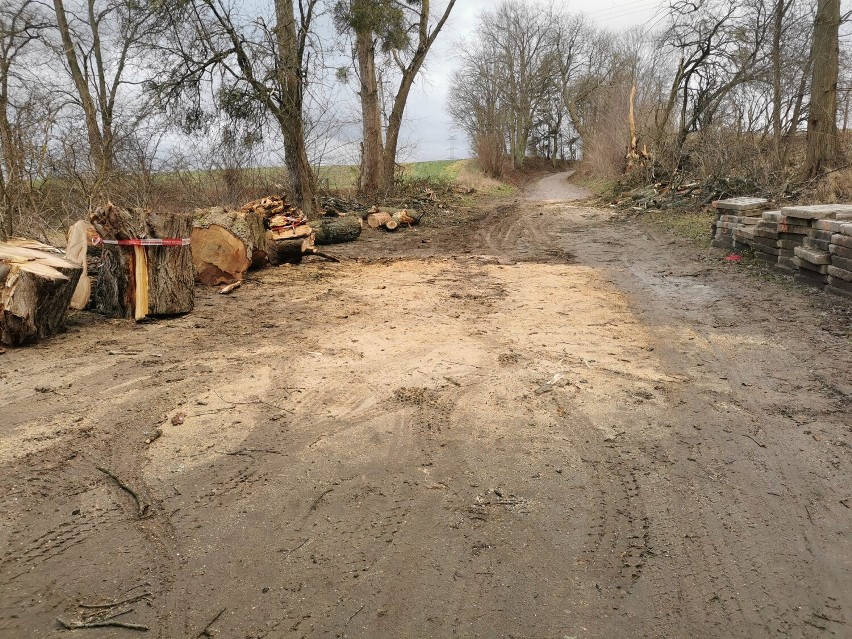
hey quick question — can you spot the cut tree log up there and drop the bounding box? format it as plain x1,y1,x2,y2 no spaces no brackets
267,231,316,266
367,212,392,229
90,205,194,321
66,221,96,310
192,207,268,285
366,207,423,231
1,243,82,346
311,216,362,245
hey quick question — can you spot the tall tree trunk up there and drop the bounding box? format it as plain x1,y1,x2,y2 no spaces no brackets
372,0,456,194
771,0,786,170
274,0,317,217
53,0,109,175
355,32,384,197
804,0,840,179
0,77,18,240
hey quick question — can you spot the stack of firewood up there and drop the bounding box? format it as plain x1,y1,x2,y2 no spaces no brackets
191,194,364,284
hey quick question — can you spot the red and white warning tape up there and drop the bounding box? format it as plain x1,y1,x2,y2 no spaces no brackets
92,237,191,247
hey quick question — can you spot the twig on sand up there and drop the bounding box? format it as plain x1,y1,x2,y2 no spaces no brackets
212,391,293,414
196,608,226,638
345,605,365,626
95,466,150,518
79,592,152,609
309,488,334,513
57,617,149,631
742,434,766,449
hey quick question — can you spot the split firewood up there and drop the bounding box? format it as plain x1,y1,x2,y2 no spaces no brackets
4,237,63,253
0,243,83,346
192,207,268,285
268,224,313,241
240,195,297,219
268,212,308,230
219,281,242,295
66,220,96,310
90,204,194,321
310,216,362,245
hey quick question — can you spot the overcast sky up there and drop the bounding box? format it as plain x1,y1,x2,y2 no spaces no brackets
399,0,667,162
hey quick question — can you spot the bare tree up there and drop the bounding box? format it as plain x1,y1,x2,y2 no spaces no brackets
51,0,167,181
0,0,48,239
334,0,456,197
804,0,841,179
154,0,321,216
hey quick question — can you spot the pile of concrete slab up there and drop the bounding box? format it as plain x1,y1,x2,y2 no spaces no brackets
712,199,852,298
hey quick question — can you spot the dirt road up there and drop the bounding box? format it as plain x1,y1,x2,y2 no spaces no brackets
1,175,850,638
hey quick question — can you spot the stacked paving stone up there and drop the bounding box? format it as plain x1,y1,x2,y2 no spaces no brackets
712,197,768,249
711,200,852,298
774,211,813,271
780,205,852,289
750,210,782,263
826,216,852,297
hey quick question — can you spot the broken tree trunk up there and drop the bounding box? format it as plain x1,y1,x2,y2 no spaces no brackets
191,207,268,285
311,216,362,245
1,243,82,346
66,220,95,310
90,205,194,321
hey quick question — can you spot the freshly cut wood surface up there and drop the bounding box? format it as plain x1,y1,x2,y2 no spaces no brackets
66,221,94,310
0,242,82,346
367,212,392,229
192,207,268,284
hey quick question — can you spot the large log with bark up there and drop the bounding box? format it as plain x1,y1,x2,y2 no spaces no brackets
90,204,194,320
1,243,82,346
191,207,268,285
311,216,362,245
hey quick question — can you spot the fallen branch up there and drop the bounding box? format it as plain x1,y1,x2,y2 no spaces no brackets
309,488,334,513
345,604,365,626
79,592,153,609
219,448,283,457
95,466,150,518
279,538,311,559
742,434,766,449
196,608,226,638
309,250,341,263
212,390,292,414
57,617,149,631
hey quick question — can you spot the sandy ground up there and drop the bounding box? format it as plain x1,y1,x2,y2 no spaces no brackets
1,173,850,638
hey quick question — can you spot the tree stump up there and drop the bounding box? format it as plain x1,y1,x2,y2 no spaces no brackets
90,205,194,321
1,243,82,346
267,230,316,265
192,207,268,285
